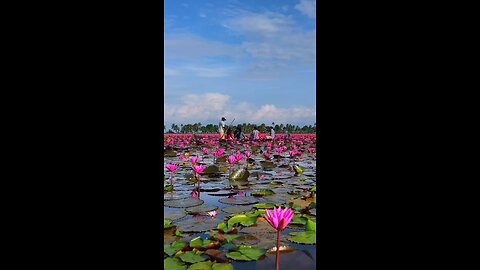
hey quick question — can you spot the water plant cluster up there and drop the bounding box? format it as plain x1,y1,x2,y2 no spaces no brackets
164,134,316,270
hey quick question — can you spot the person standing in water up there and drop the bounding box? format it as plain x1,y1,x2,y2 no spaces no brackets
218,117,226,140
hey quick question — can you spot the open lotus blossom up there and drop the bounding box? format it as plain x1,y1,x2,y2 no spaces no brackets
191,190,198,198
264,206,295,270
226,155,236,164
237,191,245,196
217,148,225,155
275,147,283,154
244,151,252,158
264,152,271,159
289,150,296,157
192,164,205,174
165,163,178,172
189,156,198,164
264,206,294,231
234,153,243,162
178,155,184,161
202,148,209,154
207,210,217,218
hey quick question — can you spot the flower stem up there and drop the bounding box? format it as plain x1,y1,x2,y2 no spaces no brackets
276,230,280,270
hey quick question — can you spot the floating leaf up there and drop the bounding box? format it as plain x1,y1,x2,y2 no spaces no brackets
211,263,233,270
164,241,187,256
227,214,257,227
218,196,258,205
287,231,316,245
203,165,219,174
232,234,260,246
165,150,177,157
226,245,266,261
253,203,275,209
229,168,250,181
188,261,213,270
289,215,307,225
164,257,187,270
185,205,218,214
164,185,174,192
189,236,213,248
177,250,209,263
251,189,275,197
221,205,251,214
305,219,316,232
260,161,275,169
165,198,204,208
294,165,305,176
164,218,174,229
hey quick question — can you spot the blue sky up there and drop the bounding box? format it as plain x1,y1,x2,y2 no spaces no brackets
164,0,316,128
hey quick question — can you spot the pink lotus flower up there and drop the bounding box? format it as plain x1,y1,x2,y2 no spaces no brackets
191,191,198,198
234,154,244,162
289,151,296,157
165,163,178,172
190,156,198,164
202,148,209,154
245,151,252,158
264,152,271,159
217,148,225,155
275,147,283,154
226,155,236,164
264,206,294,270
192,164,205,174
264,206,294,231
179,156,184,161
207,210,217,218
238,191,245,196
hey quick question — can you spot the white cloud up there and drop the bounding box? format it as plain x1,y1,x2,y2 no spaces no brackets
184,66,235,78
164,68,179,76
165,93,315,125
224,12,294,36
164,34,242,60
295,0,316,19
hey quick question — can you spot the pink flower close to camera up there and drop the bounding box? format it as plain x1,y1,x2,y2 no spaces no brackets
192,164,205,174
190,156,198,164
264,206,294,231
234,154,244,162
227,155,236,164
165,163,178,172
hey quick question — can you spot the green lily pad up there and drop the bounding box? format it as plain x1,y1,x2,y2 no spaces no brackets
293,165,305,176
226,245,266,261
221,205,251,214
289,215,308,225
165,198,204,208
227,214,258,227
253,203,275,209
251,189,275,197
164,210,187,221
211,263,233,270
231,234,260,246
287,231,316,244
177,250,209,263
174,216,222,233
164,185,174,192
188,261,213,270
164,241,187,256
203,165,219,174
305,219,316,232
229,168,250,181
164,218,174,229
218,196,258,205
185,205,218,214
189,236,214,248
165,150,177,157
260,161,276,169
164,257,187,270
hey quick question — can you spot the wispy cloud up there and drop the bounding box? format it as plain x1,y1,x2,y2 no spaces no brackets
184,65,235,78
295,0,316,19
164,34,242,60
165,92,315,125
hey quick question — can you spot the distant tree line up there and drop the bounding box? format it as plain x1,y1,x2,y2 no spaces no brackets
164,122,316,134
